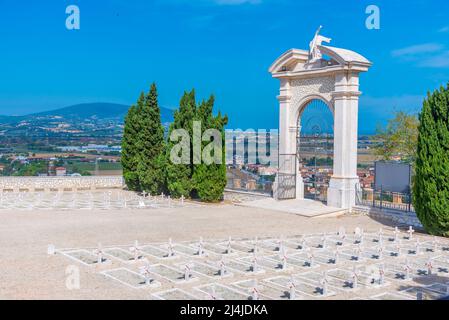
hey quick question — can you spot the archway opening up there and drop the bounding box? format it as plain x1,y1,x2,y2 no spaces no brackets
297,99,334,203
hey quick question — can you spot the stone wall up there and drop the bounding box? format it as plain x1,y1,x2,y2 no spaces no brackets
353,205,423,230
0,176,124,192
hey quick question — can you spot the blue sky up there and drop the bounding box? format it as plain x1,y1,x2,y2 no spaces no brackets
0,0,448,133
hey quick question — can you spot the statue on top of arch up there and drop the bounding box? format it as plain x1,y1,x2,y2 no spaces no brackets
308,26,332,63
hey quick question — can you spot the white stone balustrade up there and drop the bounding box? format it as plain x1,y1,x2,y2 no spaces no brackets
0,176,124,192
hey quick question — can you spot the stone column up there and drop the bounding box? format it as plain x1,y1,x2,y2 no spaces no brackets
328,72,361,209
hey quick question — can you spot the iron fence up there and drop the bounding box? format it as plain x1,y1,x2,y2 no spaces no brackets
357,187,414,212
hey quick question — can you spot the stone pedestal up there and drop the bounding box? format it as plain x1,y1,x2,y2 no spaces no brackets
296,175,304,199
327,177,359,209
233,178,242,189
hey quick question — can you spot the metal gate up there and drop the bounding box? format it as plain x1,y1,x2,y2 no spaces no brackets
277,153,297,200
297,99,334,203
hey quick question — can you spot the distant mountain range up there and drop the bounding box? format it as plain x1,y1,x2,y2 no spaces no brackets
0,103,174,124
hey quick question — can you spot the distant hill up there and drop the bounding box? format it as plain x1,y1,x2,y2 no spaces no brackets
0,102,174,124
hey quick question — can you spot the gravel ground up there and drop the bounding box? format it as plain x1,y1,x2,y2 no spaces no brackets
0,203,412,299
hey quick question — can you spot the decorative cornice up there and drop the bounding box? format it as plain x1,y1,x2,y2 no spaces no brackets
277,95,292,102
331,91,361,99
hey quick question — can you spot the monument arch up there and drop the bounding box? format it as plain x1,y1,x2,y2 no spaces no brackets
269,28,372,209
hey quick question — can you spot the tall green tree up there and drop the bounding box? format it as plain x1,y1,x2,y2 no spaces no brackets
136,83,166,195
121,93,145,191
165,90,196,198
373,111,419,163
413,84,449,236
192,96,228,202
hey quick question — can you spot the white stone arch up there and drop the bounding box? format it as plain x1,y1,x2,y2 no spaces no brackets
269,40,371,209
294,94,334,121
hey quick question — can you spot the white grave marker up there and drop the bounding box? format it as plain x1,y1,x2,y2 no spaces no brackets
226,236,232,254
47,244,56,255
139,264,152,285
168,238,175,257
425,260,433,276
408,226,415,240
352,266,358,289
289,276,296,300
320,272,328,296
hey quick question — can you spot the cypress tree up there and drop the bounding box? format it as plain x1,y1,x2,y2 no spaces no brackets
136,83,166,195
165,90,196,198
122,93,145,191
192,96,228,202
413,84,449,236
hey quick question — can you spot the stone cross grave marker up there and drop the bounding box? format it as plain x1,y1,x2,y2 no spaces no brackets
408,226,415,240
252,253,259,273
184,263,192,281
333,248,339,264
306,248,314,267
404,259,412,280
320,272,328,296
425,259,433,276
394,227,400,242
226,236,232,254
220,257,227,277
198,237,205,257
139,264,152,285
94,243,104,264
280,248,288,270
289,276,296,300
47,244,56,255
351,266,358,289
129,240,141,261
168,238,175,257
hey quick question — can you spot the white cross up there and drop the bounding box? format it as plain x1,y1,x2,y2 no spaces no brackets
252,254,259,273
198,237,204,256
253,236,259,254
184,264,192,281
139,265,152,285
432,236,438,252
425,260,433,276
378,265,385,285
289,276,296,300
47,244,56,255
129,240,140,261
281,249,288,270
408,226,415,240
352,266,359,289
168,238,175,257
226,236,232,254
333,248,339,264
306,248,314,267
320,273,328,296
404,260,412,280
94,243,104,264
394,226,400,242
220,258,227,277
321,234,327,249
377,245,383,260
415,239,421,255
